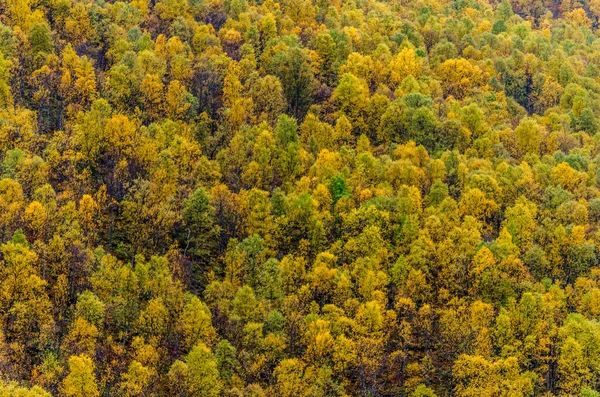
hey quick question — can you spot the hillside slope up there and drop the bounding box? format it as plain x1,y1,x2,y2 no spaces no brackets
2,0,600,395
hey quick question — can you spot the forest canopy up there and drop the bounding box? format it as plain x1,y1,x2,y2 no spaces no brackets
2,0,600,395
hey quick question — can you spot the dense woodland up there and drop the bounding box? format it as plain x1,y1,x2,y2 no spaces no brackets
5,0,600,395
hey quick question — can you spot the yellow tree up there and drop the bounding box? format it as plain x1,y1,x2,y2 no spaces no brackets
514,119,543,157
62,354,99,397
0,53,12,110
164,80,190,120
168,343,221,397
437,59,485,99
389,47,423,86
332,73,369,131
140,74,164,121
453,355,534,397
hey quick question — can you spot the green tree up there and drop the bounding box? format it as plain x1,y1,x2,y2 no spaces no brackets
270,46,314,118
